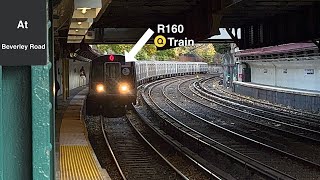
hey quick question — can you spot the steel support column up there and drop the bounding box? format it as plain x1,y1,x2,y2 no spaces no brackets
1,67,32,180
0,66,2,180
62,59,69,100
32,64,53,180
0,16,53,180
67,60,70,98
32,0,54,179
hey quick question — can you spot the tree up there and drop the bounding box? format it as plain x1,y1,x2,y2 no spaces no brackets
192,44,216,63
155,48,176,60
97,44,133,54
96,44,217,62
212,43,231,54
97,44,158,60
97,44,178,61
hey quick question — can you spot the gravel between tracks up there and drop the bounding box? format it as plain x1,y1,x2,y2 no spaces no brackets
127,110,211,180
102,116,185,180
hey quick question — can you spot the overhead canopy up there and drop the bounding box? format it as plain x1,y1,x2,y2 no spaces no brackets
91,0,320,47
54,0,320,49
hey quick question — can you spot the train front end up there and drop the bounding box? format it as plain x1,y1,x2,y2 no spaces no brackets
86,54,137,116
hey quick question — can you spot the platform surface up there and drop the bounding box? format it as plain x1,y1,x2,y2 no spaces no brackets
58,88,108,180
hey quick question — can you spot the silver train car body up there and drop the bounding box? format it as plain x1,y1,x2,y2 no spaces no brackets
135,61,208,84
87,56,208,116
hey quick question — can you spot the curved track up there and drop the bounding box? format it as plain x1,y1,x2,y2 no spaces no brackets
180,78,320,164
141,77,294,179
141,76,320,179
127,109,215,179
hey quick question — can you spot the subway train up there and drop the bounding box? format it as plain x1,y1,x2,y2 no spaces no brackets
86,54,208,116
86,54,136,116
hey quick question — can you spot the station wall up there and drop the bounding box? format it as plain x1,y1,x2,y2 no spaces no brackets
247,60,320,91
69,60,90,90
55,59,90,96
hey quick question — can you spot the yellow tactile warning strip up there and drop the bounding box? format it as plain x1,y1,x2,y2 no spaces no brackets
59,88,105,180
60,146,103,180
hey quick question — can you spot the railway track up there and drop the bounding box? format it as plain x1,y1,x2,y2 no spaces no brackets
100,115,187,180
136,77,231,180
127,109,215,180
141,76,320,179
191,77,320,163
178,78,320,164
141,77,295,180
192,79,320,140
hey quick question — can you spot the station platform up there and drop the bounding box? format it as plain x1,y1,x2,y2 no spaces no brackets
56,87,109,180
233,81,320,112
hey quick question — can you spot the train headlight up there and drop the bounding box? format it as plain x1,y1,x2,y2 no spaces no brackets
96,84,105,93
119,83,129,94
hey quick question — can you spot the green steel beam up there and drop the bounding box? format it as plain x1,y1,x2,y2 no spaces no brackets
48,0,55,178
32,64,53,180
32,0,54,179
0,1,53,179
2,67,32,179
0,66,2,180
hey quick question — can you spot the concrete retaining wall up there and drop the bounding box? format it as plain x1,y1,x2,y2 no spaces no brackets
233,81,320,113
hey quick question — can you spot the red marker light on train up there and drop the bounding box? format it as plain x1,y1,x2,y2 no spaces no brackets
109,55,115,61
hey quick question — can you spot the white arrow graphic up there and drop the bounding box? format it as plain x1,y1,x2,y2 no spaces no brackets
125,28,154,62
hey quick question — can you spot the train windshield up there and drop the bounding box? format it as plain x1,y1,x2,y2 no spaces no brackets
105,62,121,79
92,62,104,81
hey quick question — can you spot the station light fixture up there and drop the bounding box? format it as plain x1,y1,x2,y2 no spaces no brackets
68,0,102,43
72,0,102,18
77,8,92,14
70,19,93,29
68,29,88,36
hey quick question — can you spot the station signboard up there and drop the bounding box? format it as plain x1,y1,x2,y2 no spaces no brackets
0,0,47,65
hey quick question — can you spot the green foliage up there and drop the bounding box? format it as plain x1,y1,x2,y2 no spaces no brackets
96,43,216,62
212,43,231,54
97,44,133,54
155,49,176,60
189,44,216,63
